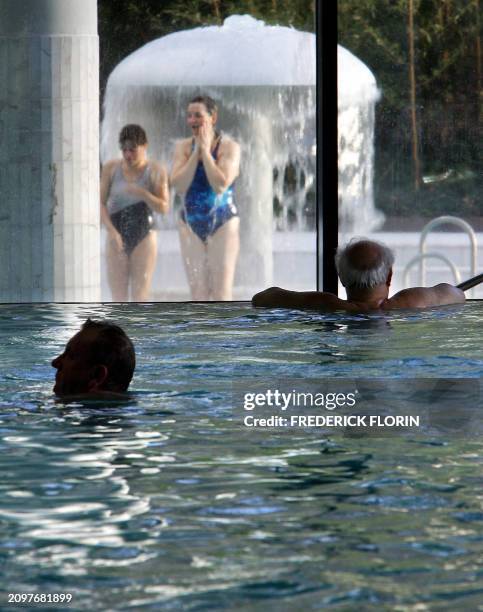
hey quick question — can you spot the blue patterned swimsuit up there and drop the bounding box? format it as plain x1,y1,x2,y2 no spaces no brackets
181,137,238,242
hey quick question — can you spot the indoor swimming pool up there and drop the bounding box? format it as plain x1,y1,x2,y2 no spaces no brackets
0,302,482,609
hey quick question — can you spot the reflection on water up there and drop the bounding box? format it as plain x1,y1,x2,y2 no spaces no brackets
0,302,482,609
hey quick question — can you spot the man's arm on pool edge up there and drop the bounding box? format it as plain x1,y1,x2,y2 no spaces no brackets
251,287,345,310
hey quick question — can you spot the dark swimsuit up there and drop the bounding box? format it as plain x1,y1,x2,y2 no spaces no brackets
181,137,238,243
107,164,154,256
110,202,154,256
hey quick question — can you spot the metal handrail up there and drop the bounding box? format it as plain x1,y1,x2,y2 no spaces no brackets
419,216,477,287
403,252,461,288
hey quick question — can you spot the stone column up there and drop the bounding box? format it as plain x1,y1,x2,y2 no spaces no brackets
0,0,100,302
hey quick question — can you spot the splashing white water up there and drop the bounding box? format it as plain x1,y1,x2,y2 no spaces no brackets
338,46,383,235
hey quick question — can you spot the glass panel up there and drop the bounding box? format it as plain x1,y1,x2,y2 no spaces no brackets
338,0,482,298
98,1,317,302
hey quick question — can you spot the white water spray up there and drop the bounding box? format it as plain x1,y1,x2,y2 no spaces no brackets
338,46,383,235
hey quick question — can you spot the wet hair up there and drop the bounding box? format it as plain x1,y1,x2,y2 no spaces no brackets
118,124,147,147
188,95,218,116
81,319,136,391
335,238,395,289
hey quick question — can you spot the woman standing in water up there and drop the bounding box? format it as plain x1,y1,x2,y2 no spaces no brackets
171,96,241,300
100,125,169,301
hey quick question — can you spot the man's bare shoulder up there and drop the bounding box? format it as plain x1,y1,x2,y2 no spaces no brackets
383,283,465,310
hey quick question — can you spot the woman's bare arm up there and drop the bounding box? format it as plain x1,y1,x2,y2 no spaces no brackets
170,140,199,194
100,160,124,252
100,160,120,235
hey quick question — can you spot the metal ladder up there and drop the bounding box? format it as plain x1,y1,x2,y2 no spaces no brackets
402,216,477,296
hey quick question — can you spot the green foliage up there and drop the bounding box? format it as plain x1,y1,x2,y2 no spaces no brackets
339,0,480,107
339,0,481,218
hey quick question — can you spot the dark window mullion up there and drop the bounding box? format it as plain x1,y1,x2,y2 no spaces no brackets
317,0,338,293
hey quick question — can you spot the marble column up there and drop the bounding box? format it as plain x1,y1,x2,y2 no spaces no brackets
0,0,100,302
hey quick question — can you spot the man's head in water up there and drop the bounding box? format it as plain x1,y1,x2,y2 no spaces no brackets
335,239,395,299
51,319,135,396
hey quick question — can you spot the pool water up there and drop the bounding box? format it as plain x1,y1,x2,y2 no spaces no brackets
0,302,482,610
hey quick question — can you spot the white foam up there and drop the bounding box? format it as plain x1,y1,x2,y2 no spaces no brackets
338,45,380,108
108,15,315,87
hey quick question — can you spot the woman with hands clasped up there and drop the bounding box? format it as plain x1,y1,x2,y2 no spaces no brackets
171,96,241,300
100,124,169,301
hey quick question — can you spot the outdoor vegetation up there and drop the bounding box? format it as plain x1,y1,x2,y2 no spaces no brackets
98,0,481,223
339,0,481,221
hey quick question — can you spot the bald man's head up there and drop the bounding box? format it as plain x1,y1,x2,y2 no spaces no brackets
335,239,394,290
